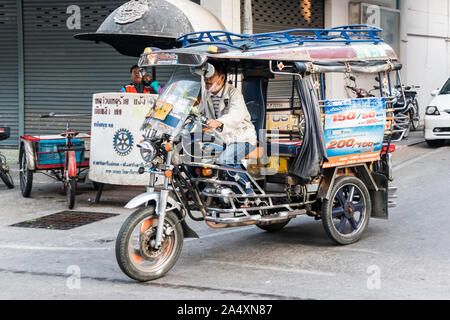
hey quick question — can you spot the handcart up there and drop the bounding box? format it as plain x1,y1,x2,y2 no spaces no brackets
19,113,91,209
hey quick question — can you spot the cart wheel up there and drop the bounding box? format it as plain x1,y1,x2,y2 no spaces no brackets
66,179,76,209
19,147,33,197
321,176,371,245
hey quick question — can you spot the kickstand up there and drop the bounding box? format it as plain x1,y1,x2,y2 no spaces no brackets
94,183,104,204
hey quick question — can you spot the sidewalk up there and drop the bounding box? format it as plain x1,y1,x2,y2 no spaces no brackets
392,128,425,150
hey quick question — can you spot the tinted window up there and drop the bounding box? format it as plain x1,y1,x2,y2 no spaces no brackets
440,78,450,95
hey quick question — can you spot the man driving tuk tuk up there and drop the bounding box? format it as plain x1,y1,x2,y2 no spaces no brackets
199,61,257,195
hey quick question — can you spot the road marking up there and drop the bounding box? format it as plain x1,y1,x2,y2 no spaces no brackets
393,147,448,172
0,244,112,251
202,259,336,277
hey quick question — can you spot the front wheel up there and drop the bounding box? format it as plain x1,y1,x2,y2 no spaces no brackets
66,178,76,209
0,168,14,189
321,176,371,245
115,207,184,282
410,100,420,131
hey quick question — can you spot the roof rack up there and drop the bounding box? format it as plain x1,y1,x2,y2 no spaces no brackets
177,25,384,51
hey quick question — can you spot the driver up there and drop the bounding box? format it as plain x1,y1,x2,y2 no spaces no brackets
198,61,257,195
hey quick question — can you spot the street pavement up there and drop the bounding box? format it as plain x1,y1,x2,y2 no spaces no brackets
0,130,449,300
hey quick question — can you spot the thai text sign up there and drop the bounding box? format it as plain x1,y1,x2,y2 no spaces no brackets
89,93,157,185
323,98,386,168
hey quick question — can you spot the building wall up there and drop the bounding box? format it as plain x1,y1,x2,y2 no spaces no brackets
400,0,450,121
200,0,241,33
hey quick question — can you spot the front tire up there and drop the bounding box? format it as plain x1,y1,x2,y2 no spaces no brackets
0,168,14,189
115,207,184,282
66,179,76,209
321,176,371,245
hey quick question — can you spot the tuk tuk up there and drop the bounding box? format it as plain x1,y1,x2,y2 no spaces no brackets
115,25,399,282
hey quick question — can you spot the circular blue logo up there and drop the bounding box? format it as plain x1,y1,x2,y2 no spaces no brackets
113,128,134,156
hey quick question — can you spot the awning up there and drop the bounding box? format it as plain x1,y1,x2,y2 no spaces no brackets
74,0,226,57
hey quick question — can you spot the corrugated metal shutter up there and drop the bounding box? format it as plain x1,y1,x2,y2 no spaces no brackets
242,0,325,98
23,0,174,136
0,0,19,145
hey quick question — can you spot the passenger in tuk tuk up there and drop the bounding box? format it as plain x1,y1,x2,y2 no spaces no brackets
199,61,257,195
121,65,161,94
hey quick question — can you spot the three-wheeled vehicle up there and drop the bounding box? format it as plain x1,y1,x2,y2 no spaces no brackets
115,25,400,282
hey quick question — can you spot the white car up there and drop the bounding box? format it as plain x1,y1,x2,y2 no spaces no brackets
424,78,450,147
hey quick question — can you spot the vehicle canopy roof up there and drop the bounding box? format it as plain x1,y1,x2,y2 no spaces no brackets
139,25,401,74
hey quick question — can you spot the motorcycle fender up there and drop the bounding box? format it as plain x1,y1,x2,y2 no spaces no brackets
125,192,199,238
125,192,181,212
68,151,77,178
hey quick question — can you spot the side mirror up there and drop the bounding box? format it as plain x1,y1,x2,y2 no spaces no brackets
431,89,440,97
375,76,380,82
349,76,356,82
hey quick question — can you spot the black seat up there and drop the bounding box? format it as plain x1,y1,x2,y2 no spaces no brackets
242,78,268,140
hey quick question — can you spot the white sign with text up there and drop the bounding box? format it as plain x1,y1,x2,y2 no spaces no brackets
89,93,157,186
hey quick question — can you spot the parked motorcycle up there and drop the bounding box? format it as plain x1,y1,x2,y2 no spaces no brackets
0,126,14,189
390,84,421,140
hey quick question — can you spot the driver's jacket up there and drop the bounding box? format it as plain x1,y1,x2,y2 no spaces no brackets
199,82,257,146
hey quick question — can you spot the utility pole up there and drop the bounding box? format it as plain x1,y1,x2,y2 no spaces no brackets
242,0,253,34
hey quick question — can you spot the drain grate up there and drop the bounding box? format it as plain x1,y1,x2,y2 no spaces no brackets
10,211,119,230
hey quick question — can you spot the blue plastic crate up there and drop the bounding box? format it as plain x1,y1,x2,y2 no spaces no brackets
36,139,85,166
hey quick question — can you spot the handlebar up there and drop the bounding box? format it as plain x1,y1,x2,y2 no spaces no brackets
40,113,91,119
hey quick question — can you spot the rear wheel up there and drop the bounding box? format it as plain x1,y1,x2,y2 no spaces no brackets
410,100,420,131
321,176,371,245
115,207,184,282
19,147,33,197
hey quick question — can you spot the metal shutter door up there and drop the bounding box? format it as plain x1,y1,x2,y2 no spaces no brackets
242,0,325,98
23,0,174,136
0,0,19,145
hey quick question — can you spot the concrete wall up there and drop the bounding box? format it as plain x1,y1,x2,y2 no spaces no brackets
200,0,241,33
400,0,450,120
324,0,398,100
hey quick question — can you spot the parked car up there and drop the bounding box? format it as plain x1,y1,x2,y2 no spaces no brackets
424,77,450,147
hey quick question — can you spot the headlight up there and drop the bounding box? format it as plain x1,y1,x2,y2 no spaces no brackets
426,106,440,116
138,141,156,162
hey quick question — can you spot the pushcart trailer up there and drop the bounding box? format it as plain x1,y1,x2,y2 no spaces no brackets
19,113,91,209
114,25,400,282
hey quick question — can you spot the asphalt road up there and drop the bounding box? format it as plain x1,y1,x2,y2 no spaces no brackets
0,139,449,300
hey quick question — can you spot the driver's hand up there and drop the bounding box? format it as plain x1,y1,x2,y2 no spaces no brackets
207,119,223,130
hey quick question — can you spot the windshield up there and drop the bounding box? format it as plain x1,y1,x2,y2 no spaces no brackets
440,78,450,95
144,67,201,137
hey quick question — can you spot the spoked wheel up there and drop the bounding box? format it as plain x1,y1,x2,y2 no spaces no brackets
321,176,371,245
115,207,184,282
66,178,76,209
19,147,33,197
410,100,420,131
